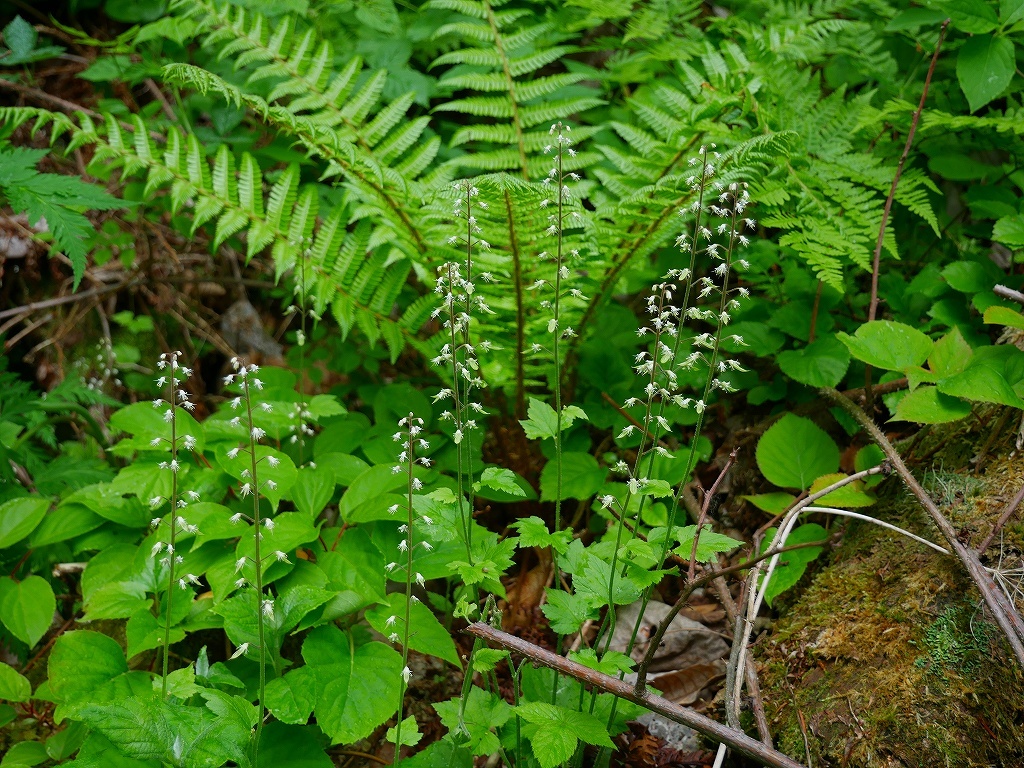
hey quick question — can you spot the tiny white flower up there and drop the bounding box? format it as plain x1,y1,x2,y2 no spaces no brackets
230,643,250,659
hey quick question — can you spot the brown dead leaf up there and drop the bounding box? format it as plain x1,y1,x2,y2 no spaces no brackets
504,546,552,630
649,660,726,706
677,603,725,625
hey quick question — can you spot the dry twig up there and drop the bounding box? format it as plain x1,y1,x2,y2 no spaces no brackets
466,622,806,768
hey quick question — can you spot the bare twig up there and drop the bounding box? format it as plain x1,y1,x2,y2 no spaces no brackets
634,537,834,697
466,622,807,768
711,576,773,746
821,387,1024,668
993,284,1024,306
688,449,739,581
977,482,1024,555
728,467,885,723
867,19,950,323
0,281,130,321
865,19,950,404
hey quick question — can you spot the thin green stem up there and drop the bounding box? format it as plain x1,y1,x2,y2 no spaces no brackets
160,356,179,697
393,426,416,766
243,376,267,759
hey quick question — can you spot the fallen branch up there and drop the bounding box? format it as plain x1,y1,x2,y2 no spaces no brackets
466,622,806,768
821,387,1024,668
977,482,1024,555
993,284,1024,307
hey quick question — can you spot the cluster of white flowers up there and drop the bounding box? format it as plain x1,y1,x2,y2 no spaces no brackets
384,413,436,687
148,351,203,591
222,357,288,629
432,180,495,447
608,152,755,526
82,337,122,392
529,122,588,348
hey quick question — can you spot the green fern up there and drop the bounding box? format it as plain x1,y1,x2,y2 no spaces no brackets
0,144,124,288
427,0,603,179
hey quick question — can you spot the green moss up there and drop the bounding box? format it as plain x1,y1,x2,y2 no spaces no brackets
756,410,1024,767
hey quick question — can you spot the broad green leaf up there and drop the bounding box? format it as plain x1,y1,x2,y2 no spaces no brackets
938,364,1024,408
928,328,973,377
994,215,1024,247
756,414,839,490
808,473,875,507
314,414,372,458
303,626,402,745
433,686,511,756
78,697,248,767
83,581,150,621
315,452,370,487
3,740,48,766
234,512,320,569
0,575,55,647
292,465,334,517
741,493,796,515
216,444,296,509
572,552,642,607
517,702,614,768
719,321,785,355
29,504,104,547
984,305,1024,331
0,496,49,548
476,467,527,498
263,667,316,725
397,738,473,768
48,631,127,702
125,609,184,660
366,593,460,665
61,485,148,528
759,523,828,606
776,334,850,387
539,452,607,501
941,0,999,32
340,464,406,521
0,662,31,702
893,386,972,424
256,722,333,768
957,33,1015,112
942,260,1000,293
45,720,88,760
109,402,204,454
108,462,172,502
317,529,387,616
836,321,933,372
1004,0,1024,24
885,8,949,30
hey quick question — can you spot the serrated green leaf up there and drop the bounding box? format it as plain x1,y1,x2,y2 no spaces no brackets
893,386,972,424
